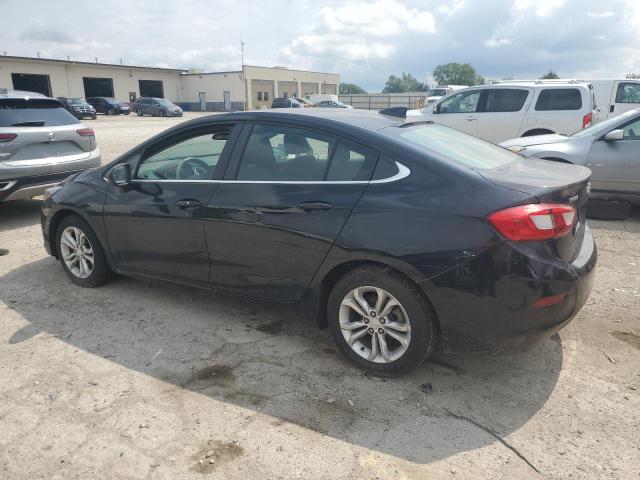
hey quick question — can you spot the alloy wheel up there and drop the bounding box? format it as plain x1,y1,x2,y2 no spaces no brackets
339,286,411,363
59,226,95,279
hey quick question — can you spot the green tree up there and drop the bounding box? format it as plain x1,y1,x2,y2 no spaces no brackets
540,70,559,79
432,63,482,86
382,73,428,93
339,82,367,94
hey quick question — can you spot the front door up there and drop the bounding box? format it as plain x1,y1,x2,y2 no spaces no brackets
203,122,378,301
432,89,481,137
223,91,231,112
588,117,640,196
103,124,238,284
199,92,207,112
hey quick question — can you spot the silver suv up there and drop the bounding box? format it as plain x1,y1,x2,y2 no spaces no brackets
0,90,100,202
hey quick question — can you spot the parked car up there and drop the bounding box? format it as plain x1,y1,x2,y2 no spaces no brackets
87,97,130,115
271,97,301,108
501,108,640,219
41,109,596,375
586,78,640,120
407,82,596,143
0,90,100,202
57,97,97,120
133,97,182,117
424,85,467,106
314,99,354,109
295,97,315,108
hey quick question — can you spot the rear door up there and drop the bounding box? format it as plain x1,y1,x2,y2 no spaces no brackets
103,123,239,284
610,81,640,118
587,116,640,196
204,122,378,301
476,88,531,142
0,98,91,168
432,89,481,137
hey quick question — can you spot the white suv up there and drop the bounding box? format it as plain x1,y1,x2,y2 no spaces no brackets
406,81,596,143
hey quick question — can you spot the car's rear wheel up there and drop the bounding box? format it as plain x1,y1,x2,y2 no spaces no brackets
56,215,111,288
327,265,436,376
137,109,143,116
107,108,115,115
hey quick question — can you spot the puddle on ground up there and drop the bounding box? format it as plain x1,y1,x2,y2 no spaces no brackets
184,364,236,387
611,331,640,350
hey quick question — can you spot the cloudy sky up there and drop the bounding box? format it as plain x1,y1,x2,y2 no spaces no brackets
1,0,638,91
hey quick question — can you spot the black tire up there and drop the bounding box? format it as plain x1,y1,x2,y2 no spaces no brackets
327,265,437,376
55,215,111,288
587,199,631,220
137,109,143,116
160,110,166,117
107,108,115,115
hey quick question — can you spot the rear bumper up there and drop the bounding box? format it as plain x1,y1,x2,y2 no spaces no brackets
0,169,86,202
423,227,597,353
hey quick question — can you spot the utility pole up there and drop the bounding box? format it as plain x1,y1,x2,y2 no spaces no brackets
241,33,247,110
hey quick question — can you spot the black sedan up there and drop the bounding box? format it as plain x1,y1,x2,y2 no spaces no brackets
41,109,596,375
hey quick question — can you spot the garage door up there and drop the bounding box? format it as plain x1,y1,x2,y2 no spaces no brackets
83,77,114,98
139,80,164,98
11,73,52,97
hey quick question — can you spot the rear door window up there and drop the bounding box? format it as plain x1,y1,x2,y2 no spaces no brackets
326,142,377,181
483,89,529,112
615,82,640,104
0,99,80,127
535,88,582,111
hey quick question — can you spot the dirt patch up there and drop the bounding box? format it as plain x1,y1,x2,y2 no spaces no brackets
185,364,235,387
322,346,337,355
251,320,284,334
224,389,270,406
190,440,244,474
611,331,640,350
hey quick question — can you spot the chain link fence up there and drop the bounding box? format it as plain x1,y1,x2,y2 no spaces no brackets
338,94,426,110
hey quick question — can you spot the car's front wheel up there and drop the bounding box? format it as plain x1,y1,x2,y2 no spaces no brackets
56,215,111,288
137,109,143,116
328,265,436,376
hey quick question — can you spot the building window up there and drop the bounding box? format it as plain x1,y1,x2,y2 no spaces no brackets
264,91,269,101
257,92,263,101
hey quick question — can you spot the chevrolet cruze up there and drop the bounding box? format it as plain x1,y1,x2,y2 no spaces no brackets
41,109,596,375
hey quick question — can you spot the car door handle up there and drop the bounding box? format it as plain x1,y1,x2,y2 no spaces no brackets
610,105,615,113
465,116,477,121
297,201,333,211
175,199,201,209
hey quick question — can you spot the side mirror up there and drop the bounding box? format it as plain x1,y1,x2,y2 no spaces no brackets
110,163,131,186
604,129,624,141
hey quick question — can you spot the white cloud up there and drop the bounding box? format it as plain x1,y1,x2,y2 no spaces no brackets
437,0,466,17
484,37,511,48
587,11,615,18
513,0,564,17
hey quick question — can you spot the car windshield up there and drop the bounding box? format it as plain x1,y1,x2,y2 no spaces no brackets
0,98,80,127
105,97,122,104
156,99,173,106
68,98,88,105
390,122,520,170
571,110,640,138
430,89,448,97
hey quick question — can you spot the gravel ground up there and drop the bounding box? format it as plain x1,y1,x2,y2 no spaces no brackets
0,113,639,479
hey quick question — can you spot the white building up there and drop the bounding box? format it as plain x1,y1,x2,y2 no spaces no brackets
0,55,340,111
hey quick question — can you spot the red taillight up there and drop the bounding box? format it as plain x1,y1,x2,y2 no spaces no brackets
488,203,576,242
0,133,17,142
582,112,593,129
533,293,567,309
76,128,94,137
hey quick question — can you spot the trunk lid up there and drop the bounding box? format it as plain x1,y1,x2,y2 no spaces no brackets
0,97,91,167
479,158,591,262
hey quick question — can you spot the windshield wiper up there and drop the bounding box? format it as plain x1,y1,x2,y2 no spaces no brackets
12,121,45,127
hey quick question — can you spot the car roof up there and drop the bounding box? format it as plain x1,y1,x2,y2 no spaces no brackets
0,90,50,99
204,108,404,132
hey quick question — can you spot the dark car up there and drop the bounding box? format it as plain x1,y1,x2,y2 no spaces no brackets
57,97,97,120
271,97,301,108
133,97,182,117
41,109,596,375
87,97,130,116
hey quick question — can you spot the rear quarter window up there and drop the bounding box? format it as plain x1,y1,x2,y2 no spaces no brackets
535,88,582,111
0,99,80,127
